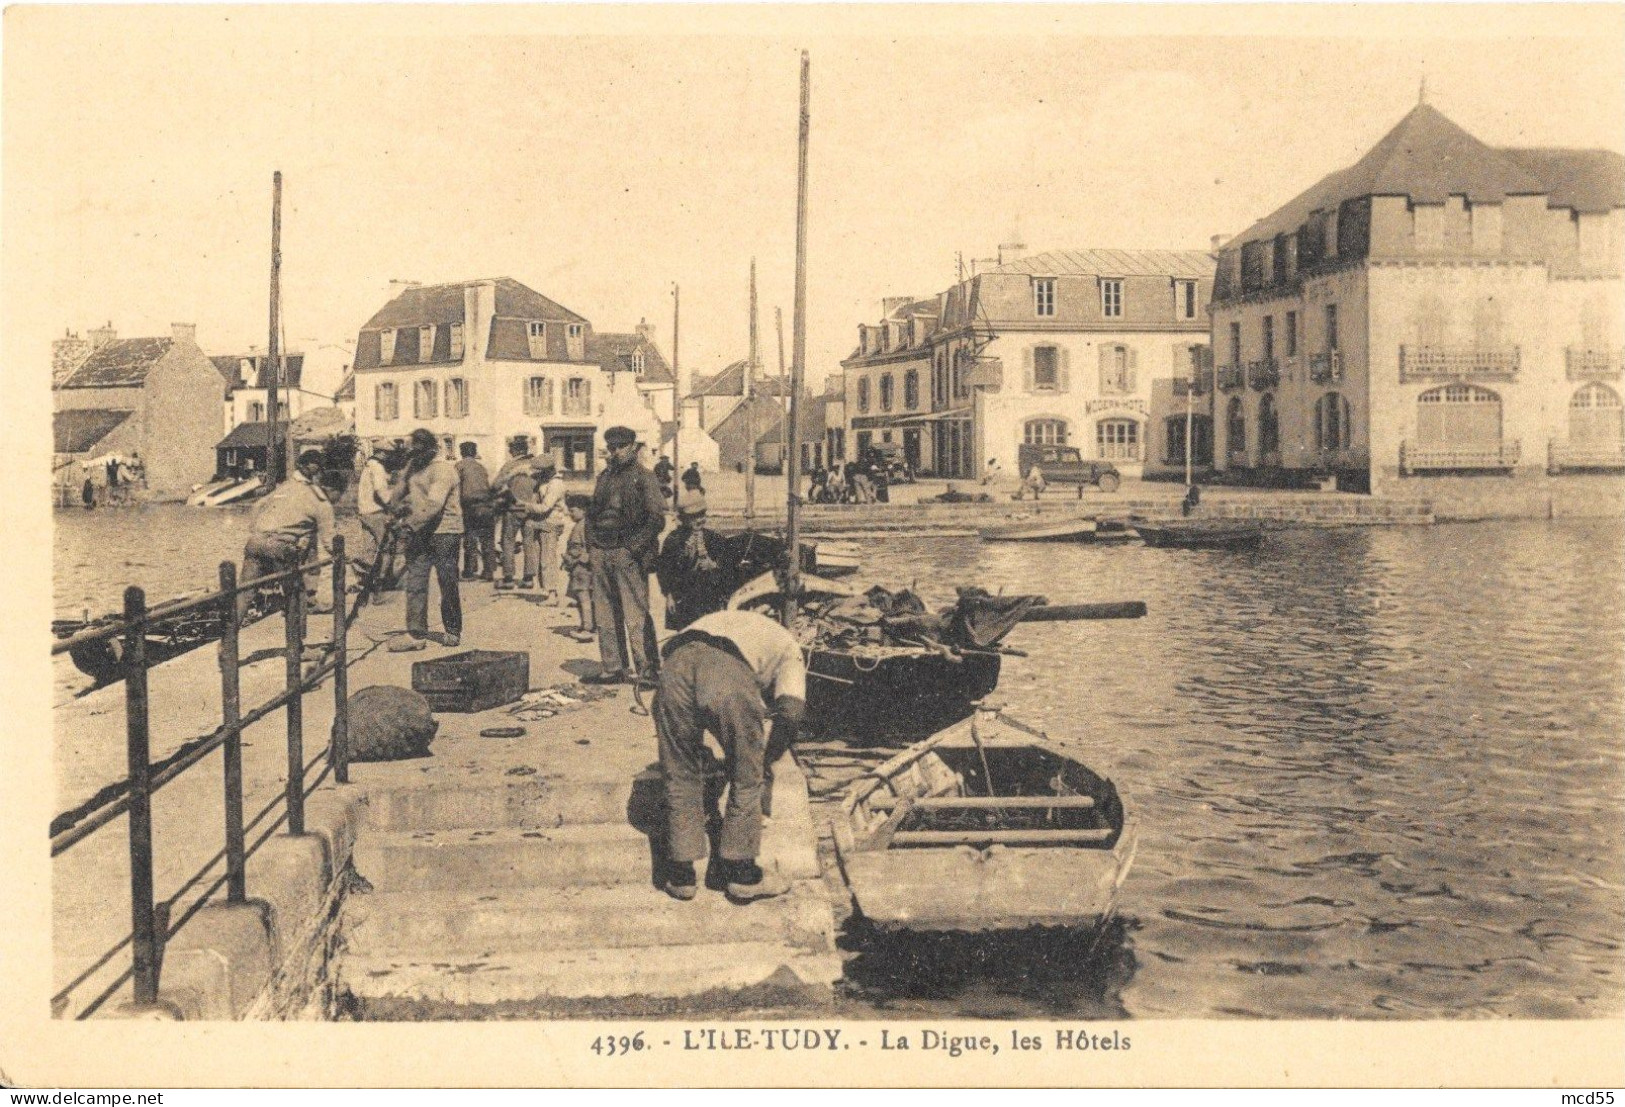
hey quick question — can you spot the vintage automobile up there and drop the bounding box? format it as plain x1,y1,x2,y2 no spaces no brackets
1017,443,1121,492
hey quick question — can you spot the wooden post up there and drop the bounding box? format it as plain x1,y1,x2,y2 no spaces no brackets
265,171,284,487
218,563,247,903
331,536,350,784
671,283,681,485
745,258,757,518
776,306,787,477
123,587,161,1006
783,51,810,628
283,572,306,835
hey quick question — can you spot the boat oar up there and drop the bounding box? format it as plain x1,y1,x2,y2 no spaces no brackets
1019,601,1146,622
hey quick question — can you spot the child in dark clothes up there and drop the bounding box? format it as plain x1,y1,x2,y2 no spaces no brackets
562,494,596,642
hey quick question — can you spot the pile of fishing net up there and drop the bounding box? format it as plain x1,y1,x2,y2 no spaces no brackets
793,585,1042,651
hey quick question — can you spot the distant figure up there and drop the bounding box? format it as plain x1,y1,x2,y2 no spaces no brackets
389,428,464,651
654,455,676,499
356,442,397,595
1019,463,1047,501
682,462,703,493
81,477,96,509
982,457,1001,486
1182,484,1201,518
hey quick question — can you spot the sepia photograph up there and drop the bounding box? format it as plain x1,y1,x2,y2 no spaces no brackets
3,2,1623,1089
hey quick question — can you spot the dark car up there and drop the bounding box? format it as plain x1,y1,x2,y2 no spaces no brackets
1017,443,1121,493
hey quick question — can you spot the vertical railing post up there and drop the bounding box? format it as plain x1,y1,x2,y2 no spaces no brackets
283,570,306,835
331,536,349,784
123,586,160,1006
218,562,247,903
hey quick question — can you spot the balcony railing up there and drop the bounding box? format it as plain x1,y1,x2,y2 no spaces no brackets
1550,439,1625,471
1565,347,1625,380
1172,368,1214,398
1216,364,1245,391
1398,345,1520,382
1309,351,1343,385
1400,439,1521,473
1280,356,1300,383
1248,358,1280,390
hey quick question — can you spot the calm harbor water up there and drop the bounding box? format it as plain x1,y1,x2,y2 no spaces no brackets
52,506,1625,1018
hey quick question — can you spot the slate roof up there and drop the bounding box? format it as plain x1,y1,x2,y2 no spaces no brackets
1229,104,1625,248
215,421,274,451
712,392,788,445
691,359,794,398
988,249,1215,279
586,332,674,385
54,409,133,453
60,338,173,388
334,371,355,402
360,278,587,330
885,297,940,320
209,353,305,392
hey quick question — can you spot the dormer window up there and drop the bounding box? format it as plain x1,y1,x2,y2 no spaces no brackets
632,348,646,373
449,322,465,360
418,325,435,363
1174,280,1198,321
567,324,585,360
1100,279,1123,319
1034,278,1056,317
379,328,397,365
527,321,547,360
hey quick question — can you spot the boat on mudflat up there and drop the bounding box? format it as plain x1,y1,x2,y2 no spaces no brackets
979,516,1137,543
831,709,1137,931
1132,518,1266,550
187,476,266,508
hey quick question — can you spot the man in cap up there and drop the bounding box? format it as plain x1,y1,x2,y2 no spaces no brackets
582,425,665,684
239,449,335,622
653,608,805,902
455,441,498,582
491,436,539,590
527,455,567,599
655,490,732,631
388,428,464,650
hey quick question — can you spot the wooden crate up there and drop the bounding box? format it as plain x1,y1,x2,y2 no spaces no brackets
410,650,530,713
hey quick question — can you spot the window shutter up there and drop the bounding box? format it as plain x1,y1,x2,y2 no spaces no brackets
1058,346,1072,393
1098,345,1111,393
1022,347,1034,392
1127,347,1139,393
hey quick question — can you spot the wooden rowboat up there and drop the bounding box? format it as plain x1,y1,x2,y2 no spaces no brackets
979,517,1137,543
831,709,1137,931
1133,518,1265,550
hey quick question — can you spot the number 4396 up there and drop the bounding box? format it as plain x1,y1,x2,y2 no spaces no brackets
591,1033,647,1056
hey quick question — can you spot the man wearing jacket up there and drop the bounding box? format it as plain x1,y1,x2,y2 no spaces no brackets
389,428,464,651
456,441,497,582
583,425,666,684
491,437,540,590
238,449,335,622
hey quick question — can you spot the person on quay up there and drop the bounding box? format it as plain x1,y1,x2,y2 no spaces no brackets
654,491,734,631
560,494,597,642
681,461,703,494
356,442,397,592
528,457,567,600
653,608,806,902
582,425,666,685
1021,462,1047,501
238,449,335,622
982,457,1002,486
455,441,498,582
653,454,675,500
491,436,540,591
389,428,464,651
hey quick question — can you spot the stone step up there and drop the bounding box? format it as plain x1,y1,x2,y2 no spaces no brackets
337,941,843,1010
342,880,836,956
360,774,653,833
353,823,657,891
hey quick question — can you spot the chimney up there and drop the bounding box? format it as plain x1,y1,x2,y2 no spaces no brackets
635,317,656,344
89,322,117,349
880,296,911,318
1210,234,1225,252
171,322,197,344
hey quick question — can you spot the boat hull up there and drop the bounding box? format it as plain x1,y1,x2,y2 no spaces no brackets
980,518,1137,543
831,712,1136,931
1136,522,1264,550
804,647,1001,741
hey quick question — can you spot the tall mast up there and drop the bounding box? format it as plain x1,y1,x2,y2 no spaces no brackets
671,283,681,484
265,171,283,487
745,257,758,518
783,50,810,628
776,305,787,466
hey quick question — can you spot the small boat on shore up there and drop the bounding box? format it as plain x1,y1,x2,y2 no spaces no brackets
810,539,861,576
1133,518,1266,550
979,516,1137,543
188,476,265,508
831,709,1137,931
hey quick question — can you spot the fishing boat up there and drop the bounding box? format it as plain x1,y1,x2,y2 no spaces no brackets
979,516,1137,543
809,539,861,576
1133,518,1266,550
831,708,1137,931
53,590,277,686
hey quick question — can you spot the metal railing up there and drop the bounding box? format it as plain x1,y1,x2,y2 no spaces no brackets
1400,440,1521,473
1309,351,1343,384
1216,364,1245,391
1549,438,1625,470
1565,347,1625,380
1248,358,1280,390
1399,344,1520,382
50,537,352,1014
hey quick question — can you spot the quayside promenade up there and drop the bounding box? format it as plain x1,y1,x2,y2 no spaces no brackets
52,575,836,1021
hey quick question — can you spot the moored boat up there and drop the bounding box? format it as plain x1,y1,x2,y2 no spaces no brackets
831,708,1137,931
1133,518,1266,550
979,516,1137,543
192,476,266,508
53,590,278,685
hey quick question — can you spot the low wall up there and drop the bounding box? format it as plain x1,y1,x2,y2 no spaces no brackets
1377,468,1625,521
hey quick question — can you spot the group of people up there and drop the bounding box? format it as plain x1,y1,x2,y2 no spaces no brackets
806,450,898,504
79,455,145,508
237,425,801,904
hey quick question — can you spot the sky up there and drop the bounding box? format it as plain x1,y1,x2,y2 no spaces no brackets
6,5,1624,401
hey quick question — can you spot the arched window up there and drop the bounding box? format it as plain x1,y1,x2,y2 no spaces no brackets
857,377,871,413
1416,384,1498,449
1096,418,1140,461
879,373,895,412
1315,392,1355,451
904,369,920,409
445,378,469,418
1024,419,1068,446
375,382,398,421
1570,383,1623,447
413,379,438,420
1226,397,1246,458
1258,394,1280,456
